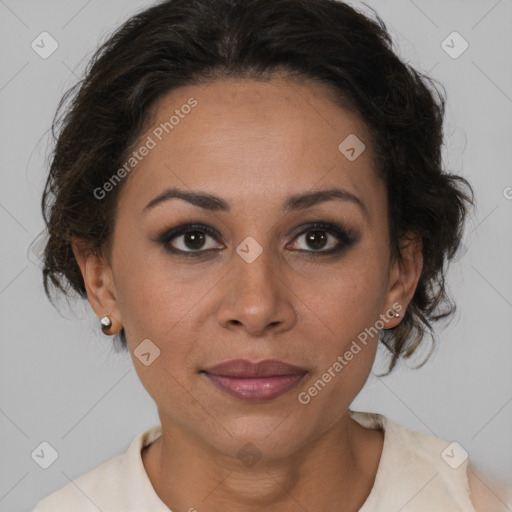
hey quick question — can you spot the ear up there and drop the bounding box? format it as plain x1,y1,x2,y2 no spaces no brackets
71,237,123,335
383,231,423,328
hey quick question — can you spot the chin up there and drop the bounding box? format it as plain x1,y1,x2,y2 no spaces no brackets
196,412,318,462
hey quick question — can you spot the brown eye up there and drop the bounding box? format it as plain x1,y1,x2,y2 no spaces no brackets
287,221,358,254
158,223,223,257
157,221,358,259
180,230,207,250
303,230,330,250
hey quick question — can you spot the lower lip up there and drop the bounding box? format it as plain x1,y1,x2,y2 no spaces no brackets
203,373,307,401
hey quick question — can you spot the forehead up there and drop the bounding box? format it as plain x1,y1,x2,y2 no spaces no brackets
117,76,384,218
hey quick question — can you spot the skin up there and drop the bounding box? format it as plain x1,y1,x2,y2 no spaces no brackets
72,76,424,511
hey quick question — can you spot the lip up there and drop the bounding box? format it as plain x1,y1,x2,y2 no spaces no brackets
201,359,308,402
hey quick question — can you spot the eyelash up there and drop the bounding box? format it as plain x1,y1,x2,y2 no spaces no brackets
156,219,359,258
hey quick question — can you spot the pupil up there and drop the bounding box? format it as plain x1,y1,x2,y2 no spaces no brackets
185,231,205,249
307,230,327,250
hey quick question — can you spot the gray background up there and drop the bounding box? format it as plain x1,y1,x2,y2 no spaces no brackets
1,0,511,510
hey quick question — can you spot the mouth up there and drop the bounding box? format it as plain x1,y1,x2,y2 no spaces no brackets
200,359,308,402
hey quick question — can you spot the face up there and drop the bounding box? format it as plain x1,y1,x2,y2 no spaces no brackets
75,76,421,461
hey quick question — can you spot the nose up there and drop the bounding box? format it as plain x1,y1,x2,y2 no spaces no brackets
216,246,297,337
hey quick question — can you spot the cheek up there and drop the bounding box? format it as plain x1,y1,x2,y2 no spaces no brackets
294,262,387,421
111,242,222,399
331,270,384,334
303,252,389,341
291,247,390,405
113,250,207,414
112,235,215,340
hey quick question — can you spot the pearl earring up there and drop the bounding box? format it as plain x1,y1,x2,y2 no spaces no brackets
100,316,112,334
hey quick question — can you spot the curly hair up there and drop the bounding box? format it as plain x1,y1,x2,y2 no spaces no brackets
39,0,474,374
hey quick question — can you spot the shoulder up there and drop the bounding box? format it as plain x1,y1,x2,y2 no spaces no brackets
31,424,163,512
352,411,481,511
31,452,126,511
467,464,512,512
398,423,512,511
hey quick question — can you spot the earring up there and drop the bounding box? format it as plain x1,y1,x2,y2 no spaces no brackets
388,307,400,318
100,316,112,334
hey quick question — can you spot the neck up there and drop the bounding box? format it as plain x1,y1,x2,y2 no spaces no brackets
142,411,384,512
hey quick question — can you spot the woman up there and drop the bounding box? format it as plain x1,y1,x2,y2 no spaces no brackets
32,0,508,510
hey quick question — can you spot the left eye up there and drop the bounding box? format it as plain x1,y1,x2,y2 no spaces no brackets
288,226,342,252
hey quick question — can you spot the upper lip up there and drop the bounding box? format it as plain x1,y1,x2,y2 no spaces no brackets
202,359,307,378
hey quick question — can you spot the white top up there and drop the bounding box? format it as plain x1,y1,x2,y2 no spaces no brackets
32,410,483,511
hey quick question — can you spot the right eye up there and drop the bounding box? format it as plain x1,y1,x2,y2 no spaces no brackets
158,223,224,257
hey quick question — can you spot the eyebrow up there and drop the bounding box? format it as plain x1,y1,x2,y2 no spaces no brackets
142,187,370,221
